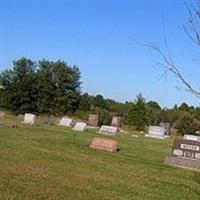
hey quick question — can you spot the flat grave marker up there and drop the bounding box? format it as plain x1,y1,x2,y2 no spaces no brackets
90,137,118,152
72,122,87,132
59,117,73,127
99,125,118,136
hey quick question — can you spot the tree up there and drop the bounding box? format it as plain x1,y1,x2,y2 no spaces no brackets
0,58,81,114
146,101,161,125
127,93,149,130
0,58,37,113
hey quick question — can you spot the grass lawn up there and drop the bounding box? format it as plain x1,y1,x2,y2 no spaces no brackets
0,115,200,200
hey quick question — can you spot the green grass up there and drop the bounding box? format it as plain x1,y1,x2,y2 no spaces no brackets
0,115,200,200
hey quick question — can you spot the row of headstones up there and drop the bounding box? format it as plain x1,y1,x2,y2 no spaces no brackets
59,116,119,135
21,113,120,135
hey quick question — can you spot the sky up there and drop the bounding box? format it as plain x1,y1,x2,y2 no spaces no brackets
0,0,200,108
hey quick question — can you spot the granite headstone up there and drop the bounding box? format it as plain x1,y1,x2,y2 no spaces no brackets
165,139,200,170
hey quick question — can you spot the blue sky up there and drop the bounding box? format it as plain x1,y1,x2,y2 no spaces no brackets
0,0,199,107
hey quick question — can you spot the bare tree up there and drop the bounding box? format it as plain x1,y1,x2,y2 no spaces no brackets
144,1,200,100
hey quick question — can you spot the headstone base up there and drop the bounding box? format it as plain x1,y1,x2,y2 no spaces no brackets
165,156,200,170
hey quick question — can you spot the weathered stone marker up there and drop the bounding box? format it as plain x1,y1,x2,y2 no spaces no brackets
72,122,87,132
99,125,118,136
88,114,99,127
59,117,73,127
90,137,118,152
160,122,170,135
111,116,122,127
145,126,166,139
22,113,36,125
165,139,200,170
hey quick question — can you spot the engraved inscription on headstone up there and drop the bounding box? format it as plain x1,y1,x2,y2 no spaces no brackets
111,116,122,127
88,114,99,127
165,139,200,170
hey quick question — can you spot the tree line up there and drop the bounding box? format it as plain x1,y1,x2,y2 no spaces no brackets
0,58,200,134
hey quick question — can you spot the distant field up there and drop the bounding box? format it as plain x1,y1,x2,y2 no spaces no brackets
0,115,200,200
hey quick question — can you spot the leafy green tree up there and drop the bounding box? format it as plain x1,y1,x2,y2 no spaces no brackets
0,58,37,113
146,101,161,125
127,94,149,130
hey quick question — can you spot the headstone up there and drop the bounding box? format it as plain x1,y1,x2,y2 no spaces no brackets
59,117,73,127
165,139,200,170
72,122,87,132
88,114,99,127
160,122,170,135
99,125,118,136
145,126,166,139
22,113,36,125
90,137,118,152
17,114,24,121
111,116,122,127
0,111,5,118
183,134,200,142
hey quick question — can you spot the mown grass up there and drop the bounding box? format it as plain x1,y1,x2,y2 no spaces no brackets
0,115,200,200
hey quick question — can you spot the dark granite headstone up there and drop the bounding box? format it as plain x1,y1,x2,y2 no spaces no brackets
88,114,99,127
165,139,200,170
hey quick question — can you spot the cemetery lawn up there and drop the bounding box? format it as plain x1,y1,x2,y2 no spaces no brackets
0,116,200,200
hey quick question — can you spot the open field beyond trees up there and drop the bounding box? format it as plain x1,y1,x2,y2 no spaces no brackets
0,115,200,200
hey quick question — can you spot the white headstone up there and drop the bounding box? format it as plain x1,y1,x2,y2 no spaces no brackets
145,126,166,139
59,117,73,127
23,113,36,125
72,122,87,132
183,134,200,142
99,125,118,136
